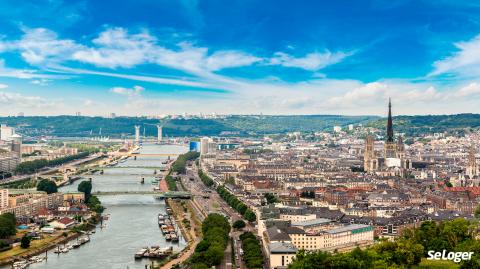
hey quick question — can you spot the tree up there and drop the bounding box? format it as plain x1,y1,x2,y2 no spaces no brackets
191,263,209,269
244,210,256,222
475,204,480,219
204,244,224,266
36,179,58,194
0,213,16,238
264,193,279,204
87,195,104,214
78,180,92,202
20,234,31,248
233,220,246,229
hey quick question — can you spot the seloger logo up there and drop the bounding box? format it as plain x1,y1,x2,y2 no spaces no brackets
427,250,474,263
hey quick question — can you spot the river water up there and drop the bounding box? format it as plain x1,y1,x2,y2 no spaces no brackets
29,143,188,269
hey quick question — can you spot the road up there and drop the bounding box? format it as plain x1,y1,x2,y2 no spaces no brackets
180,163,251,269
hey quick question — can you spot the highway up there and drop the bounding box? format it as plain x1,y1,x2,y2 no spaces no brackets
180,162,251,269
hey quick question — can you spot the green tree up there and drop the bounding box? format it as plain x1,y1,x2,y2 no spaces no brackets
20,234,31,248
264,193,279,204
77,180,92,202
233,220,246,229
244,210,256,222
204,244,224,265
475,204,480,219
36,179,58,194
0,213,16,238
191,263,209,269
87,195,104,214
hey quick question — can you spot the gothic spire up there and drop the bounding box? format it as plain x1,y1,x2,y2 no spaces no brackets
387,98,394,142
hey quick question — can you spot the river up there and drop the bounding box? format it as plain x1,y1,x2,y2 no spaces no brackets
29,143,188,269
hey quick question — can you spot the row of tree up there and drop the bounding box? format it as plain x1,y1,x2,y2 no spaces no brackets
15,152,90,174
171,151,200,174
198,170,214,187
217,186,256,222
165,174,177,191
288,218,478,269
239,232,264,269
191,213,231,268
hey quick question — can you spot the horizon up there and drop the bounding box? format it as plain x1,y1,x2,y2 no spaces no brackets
1,1,480,115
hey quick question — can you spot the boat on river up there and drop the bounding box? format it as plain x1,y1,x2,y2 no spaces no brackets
134,246,173,259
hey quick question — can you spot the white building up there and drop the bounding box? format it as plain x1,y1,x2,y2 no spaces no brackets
269,242,297,269
333,126,342,133
200,137,210,155
0,124,15,141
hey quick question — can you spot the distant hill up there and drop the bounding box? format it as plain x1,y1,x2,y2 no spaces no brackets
0,115,378,138
366,113,480,136
3,114,477,138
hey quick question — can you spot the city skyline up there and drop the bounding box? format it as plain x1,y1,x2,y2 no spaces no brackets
1,1,480,116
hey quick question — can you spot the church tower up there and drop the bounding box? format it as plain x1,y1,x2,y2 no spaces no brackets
364,135,377,172
384,98,397,158
466,146,478,179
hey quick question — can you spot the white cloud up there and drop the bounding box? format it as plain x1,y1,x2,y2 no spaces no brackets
0,59,67,80
110,85,144,97
453,82,480,97
15,27,82,65
205,50,262,71
30,79,51,86
0,83,7,89
83,99,95,106
0,91,57,108
269,51,350,71
431,34,480,76
73,27,154,68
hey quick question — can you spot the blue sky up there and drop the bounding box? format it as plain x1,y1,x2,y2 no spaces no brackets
0,0,480,116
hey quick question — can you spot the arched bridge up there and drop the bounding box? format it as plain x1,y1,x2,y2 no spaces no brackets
92,190,195,199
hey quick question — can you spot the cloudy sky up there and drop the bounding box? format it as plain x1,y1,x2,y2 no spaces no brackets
0,0,480,116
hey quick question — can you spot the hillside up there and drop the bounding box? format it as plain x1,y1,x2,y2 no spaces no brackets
366,113,480,136
3,114,478,138
0,115,378,138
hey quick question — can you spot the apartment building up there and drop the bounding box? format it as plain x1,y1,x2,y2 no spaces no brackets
1,192,64,217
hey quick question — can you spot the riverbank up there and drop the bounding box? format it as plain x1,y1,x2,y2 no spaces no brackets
0,230,84,266
159,199,202,269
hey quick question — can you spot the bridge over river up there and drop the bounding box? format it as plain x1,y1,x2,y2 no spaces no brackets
91,190,198,199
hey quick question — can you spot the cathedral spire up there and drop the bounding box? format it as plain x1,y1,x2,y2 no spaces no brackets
386,98,394,142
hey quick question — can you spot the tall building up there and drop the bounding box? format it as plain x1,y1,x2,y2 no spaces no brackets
466,146,478,179
364,135,377,172
363,99,410,175
10,134,22,157
200,137,209,155
384,99,397,159
0,189,8,209
134,125,140,143
157,125,163,143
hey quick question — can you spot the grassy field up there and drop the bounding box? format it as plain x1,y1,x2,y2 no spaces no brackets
0,232,72,261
